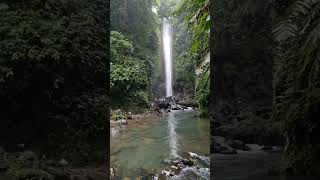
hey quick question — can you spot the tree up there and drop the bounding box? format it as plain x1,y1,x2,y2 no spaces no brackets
110,31,150,108
110,0,159,109
175,0,210,116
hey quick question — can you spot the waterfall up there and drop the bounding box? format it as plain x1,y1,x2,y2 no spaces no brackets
163,18,173,97
163,18,177,158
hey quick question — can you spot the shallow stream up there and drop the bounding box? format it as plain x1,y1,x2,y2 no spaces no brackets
110,110,210,179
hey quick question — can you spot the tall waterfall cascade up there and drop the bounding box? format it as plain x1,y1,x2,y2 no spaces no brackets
162,18,173,97
163,18,178,158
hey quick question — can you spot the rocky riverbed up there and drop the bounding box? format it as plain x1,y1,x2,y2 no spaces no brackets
110,96,198,137
212,136,283,155
158,152,210,180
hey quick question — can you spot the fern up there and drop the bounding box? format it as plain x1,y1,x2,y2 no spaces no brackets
274,0,320,42
273,0,320,175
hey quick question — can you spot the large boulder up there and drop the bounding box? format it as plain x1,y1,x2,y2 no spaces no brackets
177,99,197,107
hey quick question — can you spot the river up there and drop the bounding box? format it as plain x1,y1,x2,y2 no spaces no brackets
110,110,210,179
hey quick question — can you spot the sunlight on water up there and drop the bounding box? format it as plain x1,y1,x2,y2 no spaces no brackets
168,112,178,158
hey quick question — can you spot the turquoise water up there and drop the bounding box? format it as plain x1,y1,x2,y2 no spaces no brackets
110,110,210,179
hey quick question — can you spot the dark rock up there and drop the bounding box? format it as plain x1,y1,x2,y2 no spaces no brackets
161,170,170,176
181,105,188,109
171,105,181,110
212,141,237,154
182,159,194,167
177,99,197,107
170,165,180,175
156,99,171,109
226,139,251,151
172,158,194,168
189,152,210,166
58,159,69,167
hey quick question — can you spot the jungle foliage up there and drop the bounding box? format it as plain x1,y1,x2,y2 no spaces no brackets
174,0,210,116
110,0,210,116
212,0,320,176
110,31,150,108
273,0,320,175
0,0,109,164
110,0,159,110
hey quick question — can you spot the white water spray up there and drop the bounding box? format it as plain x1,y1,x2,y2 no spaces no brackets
163,18,173,97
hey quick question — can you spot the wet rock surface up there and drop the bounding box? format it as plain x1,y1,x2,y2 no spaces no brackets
110,152,210,179
158,152,210,180
150,96,197,113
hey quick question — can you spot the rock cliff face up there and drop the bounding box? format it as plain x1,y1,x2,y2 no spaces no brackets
210,1,279,145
